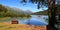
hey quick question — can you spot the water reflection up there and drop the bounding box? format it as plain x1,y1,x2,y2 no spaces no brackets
0,15,48,26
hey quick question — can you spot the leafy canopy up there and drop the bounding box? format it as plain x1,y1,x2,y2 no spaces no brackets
20,0,48,9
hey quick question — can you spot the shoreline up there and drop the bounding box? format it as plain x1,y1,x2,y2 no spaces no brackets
0,17,11,20
0,17,31,20
0,22,46,30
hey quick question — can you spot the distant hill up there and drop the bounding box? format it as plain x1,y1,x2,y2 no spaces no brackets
6,7,33,14
0,4,32,17
33,9,60,15
25,10,33,14
33,10,48,15
33,4,60,15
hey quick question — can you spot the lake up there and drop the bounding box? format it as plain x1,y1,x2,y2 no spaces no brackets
0,15,48,26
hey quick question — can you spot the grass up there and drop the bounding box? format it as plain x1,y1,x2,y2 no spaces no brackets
0,22,46,30
0,17,11,20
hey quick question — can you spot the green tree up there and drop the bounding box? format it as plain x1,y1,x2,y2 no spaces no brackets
0,4,8,13
56,4,60,14
0,4,8,17
20,0,60,30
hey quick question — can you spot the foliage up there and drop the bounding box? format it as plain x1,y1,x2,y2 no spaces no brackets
0,4,8,12
56,4,60,14
21,0,48,9
33,4,60,15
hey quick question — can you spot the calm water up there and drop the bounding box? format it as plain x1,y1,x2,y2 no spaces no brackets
0,15,48,26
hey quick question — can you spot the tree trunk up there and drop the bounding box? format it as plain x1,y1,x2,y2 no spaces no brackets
47,0,57,30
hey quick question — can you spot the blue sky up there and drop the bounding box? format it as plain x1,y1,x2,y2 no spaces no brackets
0,0,48,12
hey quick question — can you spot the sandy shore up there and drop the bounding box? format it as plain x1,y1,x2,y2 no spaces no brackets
0,22,47,30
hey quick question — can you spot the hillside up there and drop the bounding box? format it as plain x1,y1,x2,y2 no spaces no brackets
33,10,48,15
0,4,32,17
6,7,32,15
